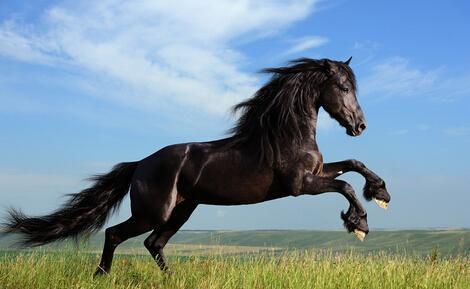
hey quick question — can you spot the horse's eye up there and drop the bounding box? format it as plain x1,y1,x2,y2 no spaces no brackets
341,87,349,93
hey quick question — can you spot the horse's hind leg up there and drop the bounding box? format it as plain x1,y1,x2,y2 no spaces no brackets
94,216,152,276
144,200,197,271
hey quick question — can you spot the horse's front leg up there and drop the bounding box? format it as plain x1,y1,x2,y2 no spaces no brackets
321,160,391,209
299,173,369,241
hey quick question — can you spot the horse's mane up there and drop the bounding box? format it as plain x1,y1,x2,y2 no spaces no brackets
227,58,356,167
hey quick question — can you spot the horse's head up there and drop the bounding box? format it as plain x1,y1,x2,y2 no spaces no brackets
320,57,366,136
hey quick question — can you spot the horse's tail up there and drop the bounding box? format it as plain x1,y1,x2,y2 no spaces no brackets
2,162,138,247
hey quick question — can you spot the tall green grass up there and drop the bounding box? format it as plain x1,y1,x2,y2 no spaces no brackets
1,250,468,289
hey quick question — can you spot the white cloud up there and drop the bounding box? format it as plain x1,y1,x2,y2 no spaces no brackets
360,57,439,99
353,41,379,50
360,57,470,102
284,35,329,55
444,126,470,137
389,129,409,136
0,22,66,66
0,0,317,115
416,124,430,131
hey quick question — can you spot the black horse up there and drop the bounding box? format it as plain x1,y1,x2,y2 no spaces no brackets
3,57,391,275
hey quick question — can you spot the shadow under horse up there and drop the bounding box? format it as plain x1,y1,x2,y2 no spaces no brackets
3,57,391,275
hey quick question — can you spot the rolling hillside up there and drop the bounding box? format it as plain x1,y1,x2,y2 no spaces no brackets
1,229,468,257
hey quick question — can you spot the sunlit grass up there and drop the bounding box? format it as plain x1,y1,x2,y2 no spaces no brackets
0,249,468,289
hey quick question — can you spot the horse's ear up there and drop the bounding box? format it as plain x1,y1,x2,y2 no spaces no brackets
344,56,352,65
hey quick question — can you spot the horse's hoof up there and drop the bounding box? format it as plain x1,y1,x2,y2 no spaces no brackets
373,197,389,210
353,229,366,241
163,268,172,276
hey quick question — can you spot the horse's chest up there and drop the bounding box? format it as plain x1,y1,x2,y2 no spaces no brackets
303,151,323,175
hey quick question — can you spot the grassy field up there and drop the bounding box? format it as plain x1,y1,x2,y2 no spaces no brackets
0,250,468,289
0,230,469,288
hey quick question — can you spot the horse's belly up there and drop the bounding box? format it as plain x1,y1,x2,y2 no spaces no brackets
189,166,275,205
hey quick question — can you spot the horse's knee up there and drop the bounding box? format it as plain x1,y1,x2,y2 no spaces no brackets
144,233,165,254
344,159,365,170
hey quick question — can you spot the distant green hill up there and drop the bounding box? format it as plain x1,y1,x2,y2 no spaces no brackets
1,229,468,257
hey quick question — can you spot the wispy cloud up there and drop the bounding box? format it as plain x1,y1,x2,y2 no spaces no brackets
416,124,430,131
284,35,329,55
360,57,470,102
0,0,317,115
389,129,409,136
0,20,62,65
444,126,470,137
353,41,380,50
360,57,439,99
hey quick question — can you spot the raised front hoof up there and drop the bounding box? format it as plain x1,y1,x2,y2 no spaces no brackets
353,229,366,242
341,210,369,241
93,267,109,278
363,181,391,210
373,197,389,210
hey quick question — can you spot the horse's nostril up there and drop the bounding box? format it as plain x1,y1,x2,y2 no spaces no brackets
358,122,367,132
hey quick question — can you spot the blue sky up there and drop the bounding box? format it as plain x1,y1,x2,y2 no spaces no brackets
0,0,469,230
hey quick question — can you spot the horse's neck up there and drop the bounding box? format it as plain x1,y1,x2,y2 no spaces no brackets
298,109,321,152
309,109,319,139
